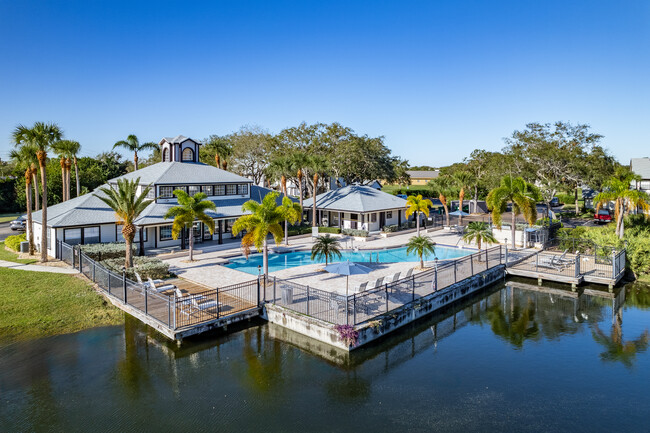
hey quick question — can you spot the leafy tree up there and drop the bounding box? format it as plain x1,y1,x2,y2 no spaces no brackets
164,190,217,261
113,134,158,171
230,125,277,184
486,176,540,249
12,122,62,262
232,191,286,279
95,178,153,268
77,152,129,192
52,140,80,201
405,194,433,236
594,168,650,239
406,235,436,269
462,222,497,253
291,150,309,209
311,235,342,266
201,134,232,169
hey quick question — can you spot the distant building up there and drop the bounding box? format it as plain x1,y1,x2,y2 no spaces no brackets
405,170,439,186
630,158,650,194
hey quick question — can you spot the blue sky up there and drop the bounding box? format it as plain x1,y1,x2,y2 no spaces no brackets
1,0,648,166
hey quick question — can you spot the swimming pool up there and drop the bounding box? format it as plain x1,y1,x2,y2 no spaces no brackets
223,245,473,275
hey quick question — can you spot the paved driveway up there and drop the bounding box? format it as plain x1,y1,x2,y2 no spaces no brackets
0,223,19,241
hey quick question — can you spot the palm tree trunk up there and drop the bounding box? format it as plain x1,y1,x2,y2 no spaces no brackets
298,173,304,209
74,156,80,197
617,201,625,239
189,224,194,261
60,157,66,201
125,238,133,268
38,151,48,262
134,150,139,171
32,169,39,211
66,159,72,201
420,253,424,269
416,212,420,236
459,188,464,225
25,170,34,255
312,173,319,227
473,185,478,214
511,207,516,249
263,239,269,279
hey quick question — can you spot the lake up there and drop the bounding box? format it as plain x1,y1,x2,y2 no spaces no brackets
1,279,648,432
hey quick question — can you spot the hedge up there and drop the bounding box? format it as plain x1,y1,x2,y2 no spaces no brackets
287,226,313,236
101,257,171,281
5,234,26,252
388,188,431,196
342,228,369,237
80,242,137,261
318,227,341,234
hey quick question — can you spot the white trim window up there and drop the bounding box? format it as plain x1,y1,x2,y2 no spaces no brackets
159,186,174,198
202,185,213,195
182,147,194,162
214,185,225,196
188,185,200,196
237,184,249,195
160,225,173,241
226,184,237,195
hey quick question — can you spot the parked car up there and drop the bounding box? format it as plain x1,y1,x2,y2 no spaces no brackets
396,194,407,199
9,216,26,231
594,209,612,224
550,197,560,207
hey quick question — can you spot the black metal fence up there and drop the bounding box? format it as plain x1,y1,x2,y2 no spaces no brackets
56,240,261,331
270,246,504,326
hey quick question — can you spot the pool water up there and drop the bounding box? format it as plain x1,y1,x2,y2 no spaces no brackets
223,245,473,274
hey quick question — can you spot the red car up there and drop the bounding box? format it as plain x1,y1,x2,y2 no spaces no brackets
594,209,612,223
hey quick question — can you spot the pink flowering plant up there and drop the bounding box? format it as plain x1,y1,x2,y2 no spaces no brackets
334,324,359,347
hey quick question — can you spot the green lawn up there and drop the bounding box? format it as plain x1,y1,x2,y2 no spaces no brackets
0,212,22,223
0,242,38,264
0,267,124,342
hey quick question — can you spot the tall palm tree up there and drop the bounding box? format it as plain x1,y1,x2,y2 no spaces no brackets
204,135,232,169
462,222,497,255
311,235,342,266
9,144,39,211
164,190,217,261
280,197,302,245
308,155,329,227
113,134,158,171
291,151,308,210
95,178,153,268
232,191,286,279
405,194,433,236
52,140,80,201
406,235,436,269
594,169,650,239
453,171,475,225
486,176,540,249
428,177,454,227
9,144,37,254
13,122,62,262
268,156,300,244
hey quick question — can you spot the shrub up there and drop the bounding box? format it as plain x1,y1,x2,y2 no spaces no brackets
80,242,136,261
287,225,313,236
389,187,431,197
342,228,369,237
382,224,399,233
318,226,341,234
334,324,359,347
5,233,26,251
101,256,171,280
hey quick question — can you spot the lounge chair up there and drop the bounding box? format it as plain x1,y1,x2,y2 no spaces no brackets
555,250,573,265
405,268,414,279
353,281,368,293
147,277,176,293
367,277,385,290
385,272,401,284
135,271,163,291
191,295,221,311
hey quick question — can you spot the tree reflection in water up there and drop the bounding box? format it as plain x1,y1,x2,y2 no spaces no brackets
116,316,152,399
240,327,284,394
487,297,539,348
592,312,649,369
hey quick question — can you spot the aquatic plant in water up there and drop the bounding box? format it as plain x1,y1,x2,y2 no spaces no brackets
334,324,359,347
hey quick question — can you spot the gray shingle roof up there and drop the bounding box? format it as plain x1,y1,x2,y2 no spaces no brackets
406,170,439,179
631,158,650,179
303,185,406,213
161,135,196,145
110,162,251,185
30,185,288,228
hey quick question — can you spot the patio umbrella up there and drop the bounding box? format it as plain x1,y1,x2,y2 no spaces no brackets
324,260,373,297
449,209,471,225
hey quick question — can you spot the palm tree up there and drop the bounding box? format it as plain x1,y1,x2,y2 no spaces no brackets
594,169,650,239
52,140,80,201
592,318,649,369
232,191,286,279
204,135,232,169
268,156,303,244
486,176,540,249
406,235,436,269
9,144,37,254
311,235,342,266
280,197,302,245
308,155,329,227
428,177,454,227
13,122,62,262
164,190,217,261
405,194,433,236
291,151,308,210
453,171,475,225
95,178,153,268
462,222,497,255
113,134,158,171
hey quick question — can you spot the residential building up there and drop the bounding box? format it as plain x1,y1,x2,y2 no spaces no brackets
630,157,650,194
406,170,439,186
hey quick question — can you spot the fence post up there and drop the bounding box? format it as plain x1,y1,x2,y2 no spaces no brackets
385,284,389,312
217,288,221,319
575,253,580,278
536,252,539,272
257,277,261,306
306,286,310,315
144,287,148,314
72,245,76,269
486,249,489,269
78,245,82,272
273,276,277,304
470,254,474,275
122,268,127,304
412,275,415,302
454,261,457,283
434,267,438,292
353,294,357,325
612,250,616,279
108,269,111,295
92,261,96,282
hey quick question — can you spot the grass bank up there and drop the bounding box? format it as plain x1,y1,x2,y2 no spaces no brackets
0,242,38,264
0,267,124,342
0,212,21,223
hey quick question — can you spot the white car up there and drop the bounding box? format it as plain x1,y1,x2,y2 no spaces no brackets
9,217,26,231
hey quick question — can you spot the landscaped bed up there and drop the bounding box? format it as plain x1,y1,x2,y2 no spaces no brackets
0,267,124,342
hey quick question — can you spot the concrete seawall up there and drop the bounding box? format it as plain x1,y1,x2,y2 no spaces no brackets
266,264,506,351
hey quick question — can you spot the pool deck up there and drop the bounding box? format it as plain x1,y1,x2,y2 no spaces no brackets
163,230,469,293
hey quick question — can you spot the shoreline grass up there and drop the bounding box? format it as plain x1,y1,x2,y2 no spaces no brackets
0,212,21,223
0,242,38,264
0,267,124,343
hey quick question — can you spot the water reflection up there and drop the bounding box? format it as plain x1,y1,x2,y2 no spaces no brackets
592,312,649,369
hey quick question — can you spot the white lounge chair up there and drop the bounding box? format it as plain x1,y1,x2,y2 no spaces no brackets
367,277,385,290
405,268,414,279
191,295,221,311
353,281,368,293
147,277,175,293
135,271,163,291
385,272,401,284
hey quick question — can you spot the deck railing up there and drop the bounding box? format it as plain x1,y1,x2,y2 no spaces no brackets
56,240,261,331
271,245,504,326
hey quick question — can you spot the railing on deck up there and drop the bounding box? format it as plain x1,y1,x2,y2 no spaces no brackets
56,240,260,332
271,245,504,326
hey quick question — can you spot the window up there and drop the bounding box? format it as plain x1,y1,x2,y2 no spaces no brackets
160,225,173,241
84,227,100,244
64,228,82,245
182,147,194,162
117,225,147,243
237,184,249,195
202,185,213,196
146,187,155,199
163,148,169,162
214,185,225,196
159,186,173,198
226,184,237,195
350,213,358,221
224,218,236,233
174,186,187,194
640,181,650,191
386,211,392,219
188,185,200,196
371,213,377,223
